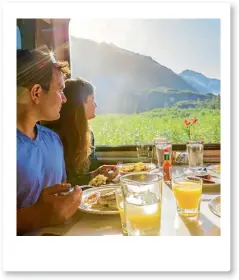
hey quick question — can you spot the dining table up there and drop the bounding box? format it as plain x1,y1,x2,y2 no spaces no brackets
36,165,221,236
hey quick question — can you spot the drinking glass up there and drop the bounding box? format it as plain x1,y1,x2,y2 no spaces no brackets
115,188,127,235
186,140,204,170
120,172,163,236
135,141,151,162
153,138,172,168
172,176,203,217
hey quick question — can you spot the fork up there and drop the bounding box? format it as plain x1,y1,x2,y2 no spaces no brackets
116,161,124,169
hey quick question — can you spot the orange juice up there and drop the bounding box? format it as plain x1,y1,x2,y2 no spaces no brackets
173,181,202,210
119,172,163,235
127,210,161,230
126,201,161,236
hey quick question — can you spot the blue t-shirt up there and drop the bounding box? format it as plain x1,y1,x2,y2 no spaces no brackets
17,124,66,208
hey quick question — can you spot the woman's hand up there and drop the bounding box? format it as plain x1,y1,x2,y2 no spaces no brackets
94,165,119,181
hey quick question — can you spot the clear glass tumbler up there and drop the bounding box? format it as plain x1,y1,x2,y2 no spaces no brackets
120,172,163,236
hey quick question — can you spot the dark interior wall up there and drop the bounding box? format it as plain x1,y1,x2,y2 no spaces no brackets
17,19,36,50
17,19,70,64
35,19,54,50
17,19,55,51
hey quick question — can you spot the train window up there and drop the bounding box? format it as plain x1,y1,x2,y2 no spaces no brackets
69,19,220,146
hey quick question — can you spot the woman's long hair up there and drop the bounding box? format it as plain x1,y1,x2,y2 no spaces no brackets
45,77,95,178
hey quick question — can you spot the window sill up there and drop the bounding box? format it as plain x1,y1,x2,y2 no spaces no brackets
95,143,220,152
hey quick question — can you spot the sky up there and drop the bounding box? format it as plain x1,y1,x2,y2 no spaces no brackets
70,19,220,79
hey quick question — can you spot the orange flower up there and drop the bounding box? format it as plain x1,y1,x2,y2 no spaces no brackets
192,117,198,124
184,116,198,140
184,119,191,127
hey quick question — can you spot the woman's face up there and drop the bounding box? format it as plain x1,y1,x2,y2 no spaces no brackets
84,93,97,120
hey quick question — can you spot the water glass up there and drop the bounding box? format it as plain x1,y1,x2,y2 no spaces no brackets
115,187,127,235
186,140,204,169
153,138,172,167
135,141,151,161
172,176,203,217
120,172,163,236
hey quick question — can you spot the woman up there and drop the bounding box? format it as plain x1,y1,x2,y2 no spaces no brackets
44,77,118,186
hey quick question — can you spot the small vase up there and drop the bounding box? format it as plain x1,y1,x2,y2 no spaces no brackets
186,140,204,169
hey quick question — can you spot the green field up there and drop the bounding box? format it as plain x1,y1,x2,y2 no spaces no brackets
90,107,220,145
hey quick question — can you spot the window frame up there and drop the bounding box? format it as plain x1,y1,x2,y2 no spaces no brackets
95,143,220,152
95,143,220,165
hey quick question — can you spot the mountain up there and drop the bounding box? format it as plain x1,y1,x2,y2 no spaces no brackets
179,70,220,94
69,37,214,113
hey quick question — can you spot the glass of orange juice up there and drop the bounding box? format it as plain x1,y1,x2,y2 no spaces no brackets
115,187,127,235
120,172,163,236
172,176,203,217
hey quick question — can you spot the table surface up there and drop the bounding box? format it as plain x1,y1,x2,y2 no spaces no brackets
37,166,221,236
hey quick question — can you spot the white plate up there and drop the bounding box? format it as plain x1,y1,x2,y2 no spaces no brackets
118,162,156,174
202,176,220,188
184,168,220,188
208,196,221,217
208,164,221,174
79,186,120,215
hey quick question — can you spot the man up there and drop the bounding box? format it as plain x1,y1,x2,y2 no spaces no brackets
17,48,82,234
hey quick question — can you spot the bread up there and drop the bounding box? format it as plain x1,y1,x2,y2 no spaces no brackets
98,191,116,205
87,190,118,210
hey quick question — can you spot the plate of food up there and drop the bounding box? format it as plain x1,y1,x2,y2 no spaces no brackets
88,174,119,187
208,195,221,217
187,174,220,188
88,174,108,187
184,167,220,188
118,162,156,175
79,186,120,215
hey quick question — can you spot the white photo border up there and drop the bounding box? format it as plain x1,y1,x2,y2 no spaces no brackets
2,2,230,272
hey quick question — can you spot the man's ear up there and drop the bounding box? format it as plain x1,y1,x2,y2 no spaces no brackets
30,84,44,104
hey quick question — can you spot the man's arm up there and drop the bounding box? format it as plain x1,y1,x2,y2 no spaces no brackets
17,184,83,235
17,204,46,234
17,204,45,234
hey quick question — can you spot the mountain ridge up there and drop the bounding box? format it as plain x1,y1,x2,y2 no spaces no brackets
69,37,219,113
179,69,220,94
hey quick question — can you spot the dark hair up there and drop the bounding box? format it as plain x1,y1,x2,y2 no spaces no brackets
44,78,95,177
17,48,70,92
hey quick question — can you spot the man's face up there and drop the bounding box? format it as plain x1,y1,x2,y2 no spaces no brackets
38,69,67,121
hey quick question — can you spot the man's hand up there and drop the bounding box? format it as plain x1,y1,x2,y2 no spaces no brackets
17,183,82,234
36,183,83,225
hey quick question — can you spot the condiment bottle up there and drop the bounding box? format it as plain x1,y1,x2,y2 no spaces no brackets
163,149,172,183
